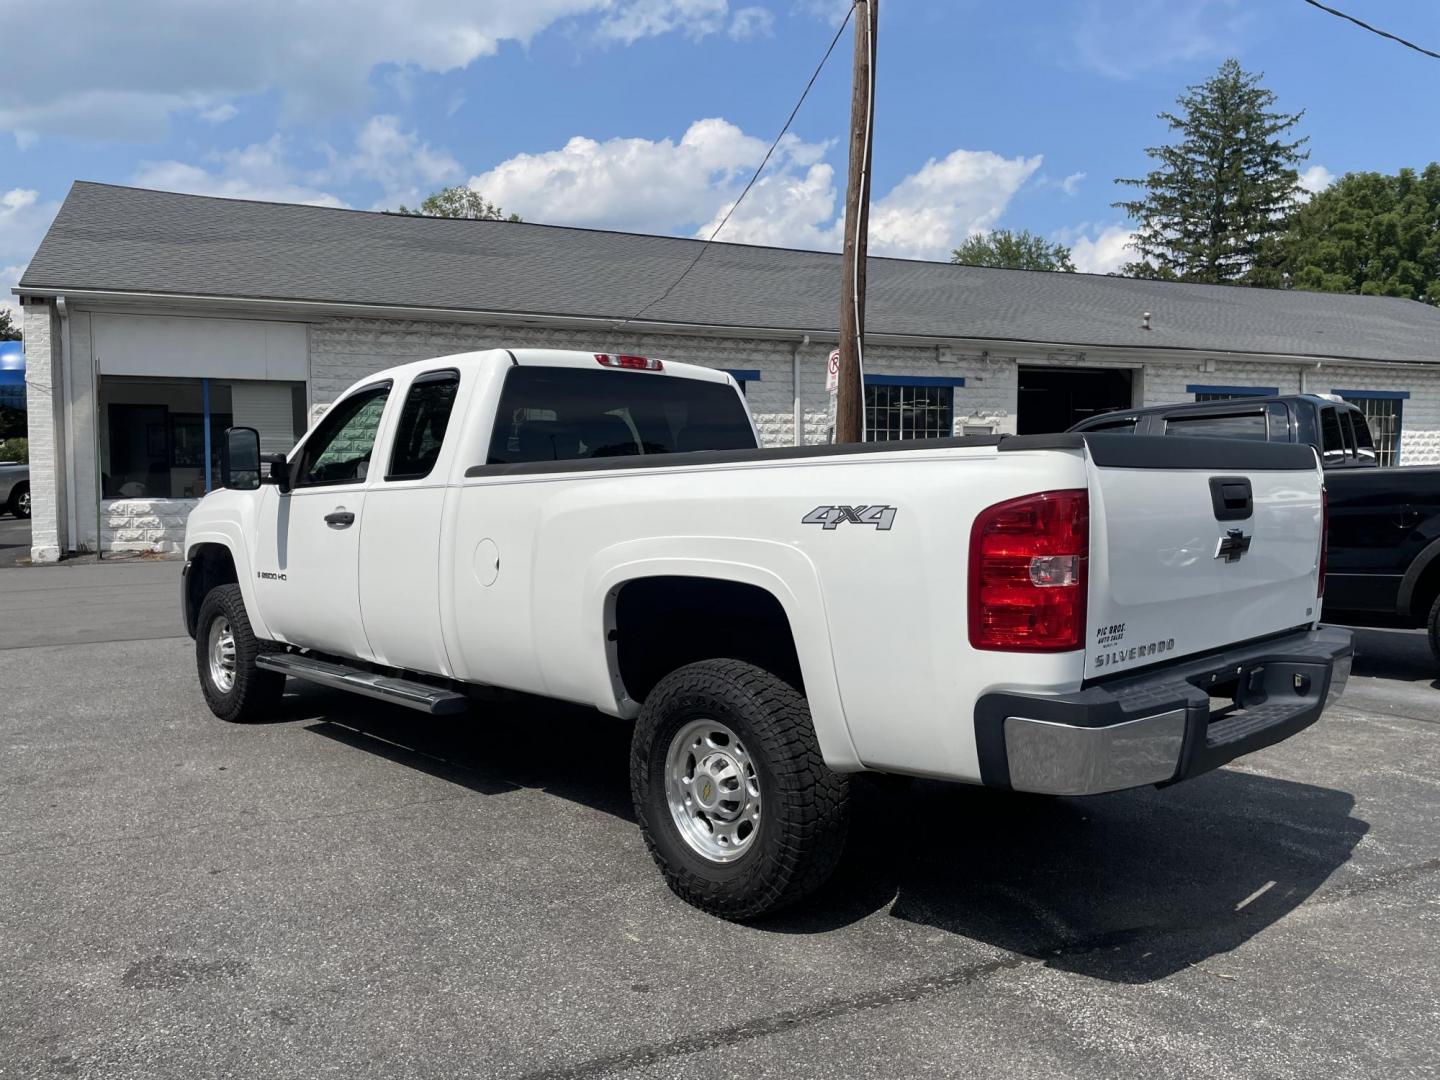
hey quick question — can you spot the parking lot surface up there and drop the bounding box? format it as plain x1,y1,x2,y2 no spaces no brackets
1,561,1436,1079
0,514,28,568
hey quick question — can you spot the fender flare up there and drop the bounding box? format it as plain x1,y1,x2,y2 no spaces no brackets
186,526,273,642
1397,534,1440,616
581,537,863,772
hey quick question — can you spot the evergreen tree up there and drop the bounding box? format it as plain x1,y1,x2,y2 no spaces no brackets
951,229,1076,272
1275,165,1440,304
1115,59,1308,284
0,309,19,341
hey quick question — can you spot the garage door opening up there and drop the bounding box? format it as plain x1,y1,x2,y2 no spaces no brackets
1017,367,1135,435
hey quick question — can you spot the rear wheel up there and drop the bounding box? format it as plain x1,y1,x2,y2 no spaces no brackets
9,482,29,519
631,659,849,919
1428,593,1440,667
196,584,284,722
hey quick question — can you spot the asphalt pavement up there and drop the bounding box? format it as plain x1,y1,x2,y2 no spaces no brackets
0,512,29,568
0,561,1436,1079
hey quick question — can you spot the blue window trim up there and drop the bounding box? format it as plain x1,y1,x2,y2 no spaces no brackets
724,369,762,382
1185,384,1278,397
864,375,966,388
1332,388,1410,400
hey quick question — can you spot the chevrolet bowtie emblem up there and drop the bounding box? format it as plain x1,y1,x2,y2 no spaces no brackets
1215,529,1252,563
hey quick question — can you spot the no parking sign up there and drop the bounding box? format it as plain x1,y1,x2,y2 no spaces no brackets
826,349,840,395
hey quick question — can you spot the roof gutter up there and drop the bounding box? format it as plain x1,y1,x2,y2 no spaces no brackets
13,285,1440,371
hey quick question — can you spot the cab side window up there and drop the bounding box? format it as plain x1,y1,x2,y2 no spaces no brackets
294,384,391,487
1165,411,1267,440
387,370,460,481
1319,407,1347,465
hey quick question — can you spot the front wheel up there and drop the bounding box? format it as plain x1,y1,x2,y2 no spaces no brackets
630,659,850,919
1428,593,1440,668
9,483,29,519
195,584,284,722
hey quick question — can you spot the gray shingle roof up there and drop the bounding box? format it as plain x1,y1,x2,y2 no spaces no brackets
19,181,1440,365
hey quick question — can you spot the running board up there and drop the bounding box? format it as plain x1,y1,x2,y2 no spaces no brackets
256,653,469,716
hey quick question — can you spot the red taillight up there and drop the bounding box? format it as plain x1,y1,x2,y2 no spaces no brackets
596,353,663,371
968,489,1089,652
1318,486,1328,598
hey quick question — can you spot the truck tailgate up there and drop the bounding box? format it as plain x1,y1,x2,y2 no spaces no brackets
1083,435,1323,678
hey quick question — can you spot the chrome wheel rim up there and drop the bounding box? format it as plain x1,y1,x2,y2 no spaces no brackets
17,489,28,516
207,616,237,694
665,718,761,863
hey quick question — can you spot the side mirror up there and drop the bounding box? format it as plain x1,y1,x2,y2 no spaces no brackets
264,454,292,494
221,427,261,491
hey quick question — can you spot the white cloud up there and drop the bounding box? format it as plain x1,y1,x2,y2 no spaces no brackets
473,118,1041,260
133,115,464,210
133,138,348,208
1071,0,1252,80
468,118,805,233
1066,224,1136,275
1,265,25,328
197,102,239,124
1060,171,1086,196
698,161,841,250
0,1,738,142
322,115,463,208
598,0,729,43
1,189,63,328
866,150,1044,260
1299,164,1334,195
729,6,775,39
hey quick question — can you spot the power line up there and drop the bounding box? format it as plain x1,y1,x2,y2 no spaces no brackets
611,3,857,333
1300,0,1440,61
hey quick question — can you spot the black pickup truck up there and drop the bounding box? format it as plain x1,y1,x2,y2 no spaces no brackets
1071,394,1440,663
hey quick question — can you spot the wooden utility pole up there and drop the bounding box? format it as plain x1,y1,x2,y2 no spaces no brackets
834,0,877,444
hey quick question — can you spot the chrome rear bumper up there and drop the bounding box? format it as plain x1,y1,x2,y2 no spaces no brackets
976,626,1354,796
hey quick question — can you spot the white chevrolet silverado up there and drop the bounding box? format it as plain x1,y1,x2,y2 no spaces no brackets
183,348,1352,918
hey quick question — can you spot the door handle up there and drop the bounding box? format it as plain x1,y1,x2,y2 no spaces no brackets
324,508,355,528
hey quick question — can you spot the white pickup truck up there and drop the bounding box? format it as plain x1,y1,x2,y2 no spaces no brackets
183,348,1352,918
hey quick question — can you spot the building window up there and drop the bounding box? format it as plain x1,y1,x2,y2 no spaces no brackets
1186,384,1279,403
864,376,964,441
100,376,306,499
1336,390,1406,466
725,369,762,397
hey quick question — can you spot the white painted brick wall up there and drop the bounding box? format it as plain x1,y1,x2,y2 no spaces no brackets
22,301,64,563
93,315,1440,554
101,498,197,555
310,318,1020,444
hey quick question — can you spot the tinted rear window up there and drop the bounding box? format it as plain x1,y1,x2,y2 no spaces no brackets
487,367,757,465
1164,411,1268,441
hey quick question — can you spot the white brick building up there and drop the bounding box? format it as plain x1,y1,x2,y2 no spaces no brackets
18,181,1440,561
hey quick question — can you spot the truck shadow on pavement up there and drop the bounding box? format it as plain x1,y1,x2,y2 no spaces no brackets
283,683,1367,987
781,773,1367,984
1346,626,1440,688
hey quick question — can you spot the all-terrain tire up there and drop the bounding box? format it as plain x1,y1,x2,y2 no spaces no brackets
631,659,849,919
9,482,29,519
1428,592,1440,668
196,584,284,722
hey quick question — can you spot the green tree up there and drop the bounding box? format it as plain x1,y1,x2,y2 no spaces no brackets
1115,59,1308,284
396,186,521,221
1274,165,1440,303
951,229,1076,272
0,308,19,341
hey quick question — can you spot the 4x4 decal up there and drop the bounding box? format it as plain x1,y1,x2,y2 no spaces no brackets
802,505,897,531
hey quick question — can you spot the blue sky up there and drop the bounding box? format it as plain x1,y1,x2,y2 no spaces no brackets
4,0,1440,322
